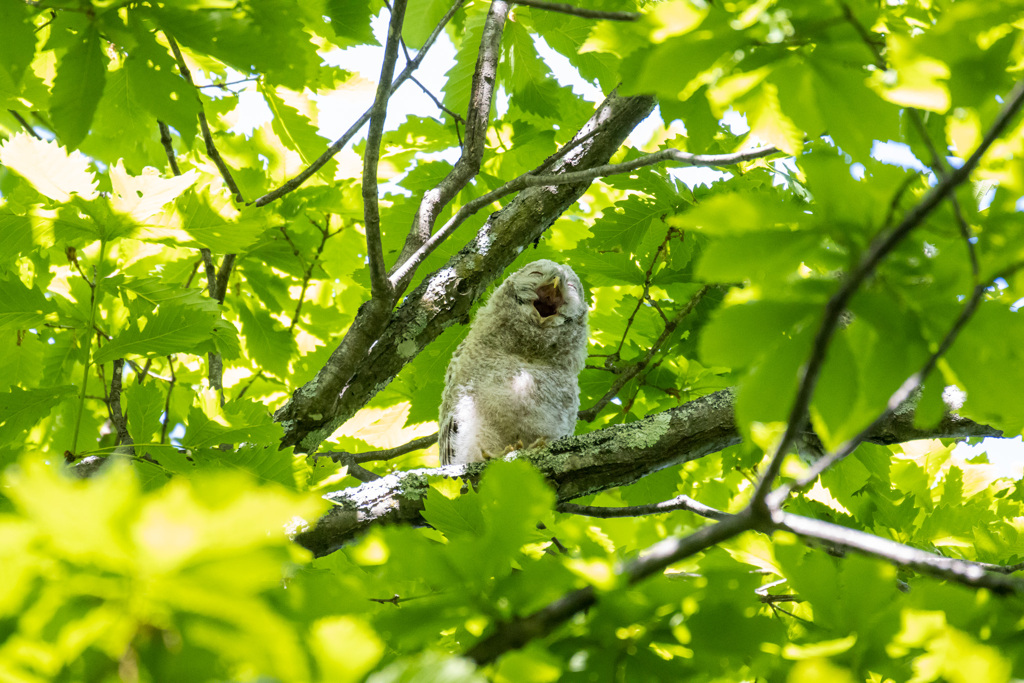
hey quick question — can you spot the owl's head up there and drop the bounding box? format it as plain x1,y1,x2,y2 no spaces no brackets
507,259,587,328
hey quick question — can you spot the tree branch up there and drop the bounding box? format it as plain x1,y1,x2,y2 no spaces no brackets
363,0,407,301
252,0,467,207
466,510,755,664
8,110,41,139
166,35,244,204
467,491,1024,664
579,285,708,422
389,0,510,291
388,144,781,288
749,78,1024,508
557,494,729,521
768,261,1024,508
293,388,999,556
157,120,181,176
105,359,134,454
512,0,639,21
275,92,657,452
775,512,1024,594
323,432,439,465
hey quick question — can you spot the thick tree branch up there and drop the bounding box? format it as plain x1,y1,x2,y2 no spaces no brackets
363,0,407,301
749,78,1024,507
252,0,466,207
390,0,510,288
293,388,999,556
512,0,639,21
275,92,657,452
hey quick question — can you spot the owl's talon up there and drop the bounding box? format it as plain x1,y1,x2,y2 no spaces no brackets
528,438,548,449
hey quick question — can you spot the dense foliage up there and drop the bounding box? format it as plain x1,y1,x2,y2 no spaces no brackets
1,0,1024,680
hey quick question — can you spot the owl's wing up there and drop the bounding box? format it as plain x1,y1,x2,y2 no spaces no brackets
438,339,469,466
438,411,457,466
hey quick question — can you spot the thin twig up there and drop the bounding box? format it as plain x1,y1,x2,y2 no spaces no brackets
106,359,135,452
767,261,1024,508
777,512,1024,594
160,357,176,444
323,432,439,465
410,75,466,131
166,34,244,203
615,229,675,356
841,3,980,282
748,78,1024,509
579,286,709,422
253,0,467,207
512,0,639,21
157,120,181,176
234,370,264,400
389,144,782,289
557,494,729,520
346,462,383,482
363,0,407,301
8,110,41,139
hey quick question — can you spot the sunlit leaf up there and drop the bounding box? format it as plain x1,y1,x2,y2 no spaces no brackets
0,134,99,202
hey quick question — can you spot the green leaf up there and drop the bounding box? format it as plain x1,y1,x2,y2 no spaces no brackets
869,34,951,114
123,19,201,141
326,0,378,46
403,0,450,50
0,275,53,331
0,2,36,89
124,381,165,452
0,134,99,203
182,398,283,449
442,3,487,113
586,196,672,255
92,304,219,364
260,83,338,181
237,299,295,378
50,23,107,148
0,385,76,447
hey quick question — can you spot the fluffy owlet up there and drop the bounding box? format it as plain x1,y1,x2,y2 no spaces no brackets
439,260,589,465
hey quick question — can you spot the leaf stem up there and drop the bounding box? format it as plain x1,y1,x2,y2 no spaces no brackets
71,238,106,455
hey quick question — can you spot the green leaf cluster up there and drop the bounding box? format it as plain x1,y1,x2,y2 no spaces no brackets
1,0,1024,680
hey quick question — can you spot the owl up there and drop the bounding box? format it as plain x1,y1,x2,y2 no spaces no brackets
439,260,589,465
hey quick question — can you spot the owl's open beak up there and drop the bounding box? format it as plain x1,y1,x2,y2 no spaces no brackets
533,275,565,319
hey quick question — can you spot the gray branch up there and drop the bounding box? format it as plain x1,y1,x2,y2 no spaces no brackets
275,91,656,452
363,0,407,300
252,0,467,207
390,0,510,284
750,78,1024,505
293,388,1000,557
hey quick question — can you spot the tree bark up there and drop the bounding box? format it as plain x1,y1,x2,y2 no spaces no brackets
294,389,1000,557
276,92,656,453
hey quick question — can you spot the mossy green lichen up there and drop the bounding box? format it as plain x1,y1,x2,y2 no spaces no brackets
617,411,671,449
